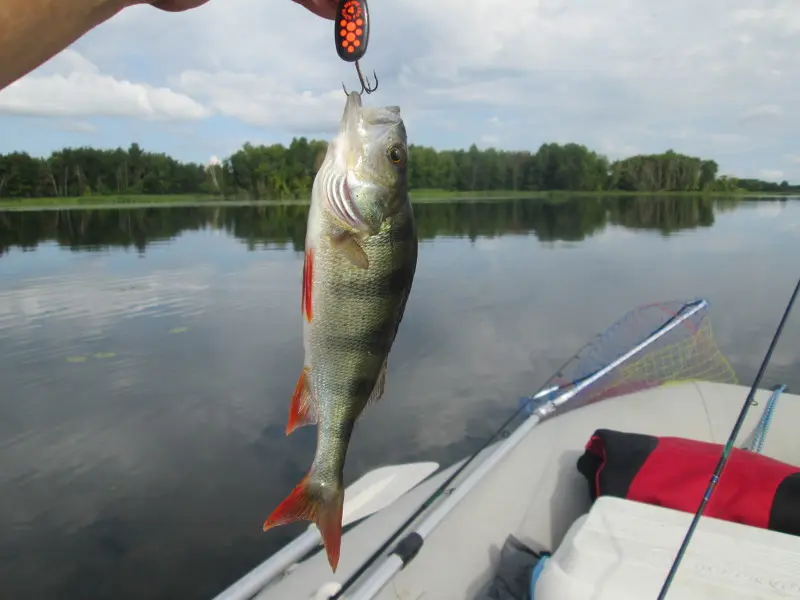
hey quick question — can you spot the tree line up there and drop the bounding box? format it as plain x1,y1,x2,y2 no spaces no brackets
0,141,797,201
0,195,770,256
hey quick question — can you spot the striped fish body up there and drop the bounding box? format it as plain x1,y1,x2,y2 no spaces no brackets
262,92,418,572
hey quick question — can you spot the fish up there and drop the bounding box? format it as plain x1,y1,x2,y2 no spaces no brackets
262,91,418,573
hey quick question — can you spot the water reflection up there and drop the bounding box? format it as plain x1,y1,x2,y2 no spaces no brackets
0,196,798,600
0,195,762,255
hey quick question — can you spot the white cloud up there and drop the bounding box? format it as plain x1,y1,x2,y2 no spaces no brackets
172,70,343,131
1,0,800,178
740,103,783,122
710,133,746,145
759,169,784,181
0,49,210,121
55,119,98,133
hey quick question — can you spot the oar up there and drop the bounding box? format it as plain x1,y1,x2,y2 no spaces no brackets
212,461,440,600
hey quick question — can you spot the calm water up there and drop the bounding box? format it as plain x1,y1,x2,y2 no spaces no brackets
1,196,799,599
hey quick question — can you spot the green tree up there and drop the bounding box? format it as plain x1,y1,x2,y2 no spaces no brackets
0,140,796,202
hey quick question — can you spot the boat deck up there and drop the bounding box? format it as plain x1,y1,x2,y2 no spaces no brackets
256,381,800,599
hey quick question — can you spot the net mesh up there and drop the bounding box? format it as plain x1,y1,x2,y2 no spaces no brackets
535,299,738,412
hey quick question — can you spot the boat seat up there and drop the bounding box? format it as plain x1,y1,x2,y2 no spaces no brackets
532,495,800,599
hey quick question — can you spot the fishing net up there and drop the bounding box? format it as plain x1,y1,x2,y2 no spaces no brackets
529,299,738,414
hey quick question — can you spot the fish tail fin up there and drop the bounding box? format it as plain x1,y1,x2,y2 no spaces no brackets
263,472,345,572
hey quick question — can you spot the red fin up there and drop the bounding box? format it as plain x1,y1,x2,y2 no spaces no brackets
263,473,344,572
286,367,317,435
302,248,313,322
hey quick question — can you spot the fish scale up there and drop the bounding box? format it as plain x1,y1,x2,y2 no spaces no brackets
262,91,418,573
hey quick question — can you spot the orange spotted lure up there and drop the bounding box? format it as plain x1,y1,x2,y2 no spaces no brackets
335,0,378,94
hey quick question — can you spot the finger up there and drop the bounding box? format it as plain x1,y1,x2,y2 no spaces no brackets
292,0,338,20
150,0,209,12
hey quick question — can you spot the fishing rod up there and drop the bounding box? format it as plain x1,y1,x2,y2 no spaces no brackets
331,298,709,599
656,276,800,600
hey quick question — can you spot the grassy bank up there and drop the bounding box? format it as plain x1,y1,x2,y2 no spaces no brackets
0,189,797,210
409,189,799,203
0,190,539,209
0,194,220,209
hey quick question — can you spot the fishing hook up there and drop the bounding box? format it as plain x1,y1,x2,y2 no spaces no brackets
340,61,379,95
335,0,378,95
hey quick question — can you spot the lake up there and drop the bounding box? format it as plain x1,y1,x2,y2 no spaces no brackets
1,195,799,600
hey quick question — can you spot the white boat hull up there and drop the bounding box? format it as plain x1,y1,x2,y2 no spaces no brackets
242,381,799,599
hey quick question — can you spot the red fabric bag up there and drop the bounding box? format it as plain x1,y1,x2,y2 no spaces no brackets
576,429,800,535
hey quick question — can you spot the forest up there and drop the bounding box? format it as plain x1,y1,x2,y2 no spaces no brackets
0,140,797,201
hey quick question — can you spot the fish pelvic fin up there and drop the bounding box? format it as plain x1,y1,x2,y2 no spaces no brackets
263,472,345,572
302,248,313,322
286,367,317,435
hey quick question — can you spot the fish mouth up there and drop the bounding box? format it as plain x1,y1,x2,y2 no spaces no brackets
338,93,403,152
334,91,364,173
325,92,370,232
340,91,364,140
330,92,401,230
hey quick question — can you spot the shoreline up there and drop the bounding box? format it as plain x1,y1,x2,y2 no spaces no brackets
0,190,797,211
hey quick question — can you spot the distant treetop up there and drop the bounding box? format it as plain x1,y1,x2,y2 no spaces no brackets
0,140,795,200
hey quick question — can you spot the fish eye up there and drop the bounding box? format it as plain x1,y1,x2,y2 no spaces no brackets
387,145,407,168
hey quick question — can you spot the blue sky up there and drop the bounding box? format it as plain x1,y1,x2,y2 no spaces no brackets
0,0,799,180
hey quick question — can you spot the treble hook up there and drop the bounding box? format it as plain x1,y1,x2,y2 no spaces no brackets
335,0,378,95
341,61,379,95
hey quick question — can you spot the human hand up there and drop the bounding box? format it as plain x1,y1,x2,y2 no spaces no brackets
149,0,338,19
291,0,338,20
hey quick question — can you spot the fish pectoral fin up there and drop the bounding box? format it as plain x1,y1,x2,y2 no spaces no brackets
330,231,369,269
286,367,318,435
365,358,388,409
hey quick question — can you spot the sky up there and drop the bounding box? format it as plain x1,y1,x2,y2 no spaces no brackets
0,0,798,181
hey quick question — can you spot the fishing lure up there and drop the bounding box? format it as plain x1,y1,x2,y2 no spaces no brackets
335,0,378,94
